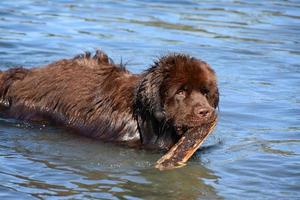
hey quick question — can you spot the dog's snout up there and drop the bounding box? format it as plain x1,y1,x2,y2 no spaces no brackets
194,107,214,119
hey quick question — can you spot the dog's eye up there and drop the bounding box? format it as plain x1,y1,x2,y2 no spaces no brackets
175,85,188,98
176,90,186,97
201,87,210,96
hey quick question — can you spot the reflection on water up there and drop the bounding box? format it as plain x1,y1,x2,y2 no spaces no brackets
0,0,300,199
0,124,221,199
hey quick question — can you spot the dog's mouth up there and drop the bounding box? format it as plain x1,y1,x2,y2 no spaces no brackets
175,114,217,136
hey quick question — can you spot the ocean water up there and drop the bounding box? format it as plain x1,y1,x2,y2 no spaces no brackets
0,0,299,199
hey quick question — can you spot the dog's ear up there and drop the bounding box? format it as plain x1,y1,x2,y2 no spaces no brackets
134,63,167,122
134,54,186,121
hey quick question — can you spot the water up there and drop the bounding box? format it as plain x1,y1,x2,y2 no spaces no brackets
0,0,299,199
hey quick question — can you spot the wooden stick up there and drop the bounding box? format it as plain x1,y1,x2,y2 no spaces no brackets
155,120,217,170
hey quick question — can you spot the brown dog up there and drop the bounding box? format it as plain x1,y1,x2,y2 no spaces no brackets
0,50,219,150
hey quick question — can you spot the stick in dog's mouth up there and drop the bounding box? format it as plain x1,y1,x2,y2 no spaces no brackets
155,118,217,170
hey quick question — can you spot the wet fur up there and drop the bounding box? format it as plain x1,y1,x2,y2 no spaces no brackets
0,50,219,150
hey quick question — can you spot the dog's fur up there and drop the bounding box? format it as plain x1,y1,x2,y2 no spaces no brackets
0,50,219,150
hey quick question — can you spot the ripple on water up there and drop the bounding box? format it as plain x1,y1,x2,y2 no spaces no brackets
0,0,300,199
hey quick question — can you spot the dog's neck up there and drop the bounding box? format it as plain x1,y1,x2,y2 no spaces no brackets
134,108,179,150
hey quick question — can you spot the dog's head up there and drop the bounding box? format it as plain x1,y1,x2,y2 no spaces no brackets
159,55,219,133
134,54,219,147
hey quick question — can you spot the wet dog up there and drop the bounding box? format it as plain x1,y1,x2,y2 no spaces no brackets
0,51,219,150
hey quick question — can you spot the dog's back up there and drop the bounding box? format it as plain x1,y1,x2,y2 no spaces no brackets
0,52,141,145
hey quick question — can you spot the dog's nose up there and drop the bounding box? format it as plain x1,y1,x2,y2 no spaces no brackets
195,107,214,119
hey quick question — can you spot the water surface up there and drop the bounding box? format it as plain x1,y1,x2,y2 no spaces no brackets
0,0,299,199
